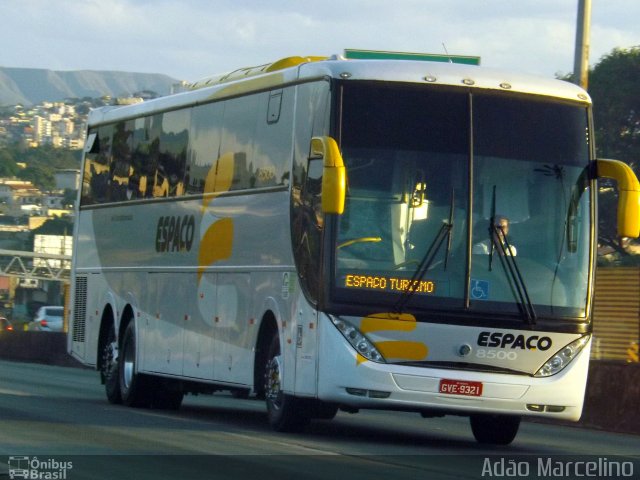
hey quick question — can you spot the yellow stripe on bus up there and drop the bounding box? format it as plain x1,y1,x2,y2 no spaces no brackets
361,312,417,334
375,341,428,361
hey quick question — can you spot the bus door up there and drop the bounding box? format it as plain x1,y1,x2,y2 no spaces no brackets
294,296,319,395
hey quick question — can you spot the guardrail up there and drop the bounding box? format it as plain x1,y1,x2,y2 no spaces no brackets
0,248,71,283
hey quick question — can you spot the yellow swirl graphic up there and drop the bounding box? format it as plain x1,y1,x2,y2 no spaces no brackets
197,217,234,281
197,152,236,282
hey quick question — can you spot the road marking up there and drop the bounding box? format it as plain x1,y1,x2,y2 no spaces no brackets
0,388,31,397
225,432,339,455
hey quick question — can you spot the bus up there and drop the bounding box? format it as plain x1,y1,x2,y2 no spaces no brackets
68,51,640,445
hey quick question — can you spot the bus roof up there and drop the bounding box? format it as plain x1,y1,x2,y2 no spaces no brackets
86,54,591,127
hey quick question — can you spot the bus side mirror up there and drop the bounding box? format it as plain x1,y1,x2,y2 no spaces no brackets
310,136,346,214
597,159,640,238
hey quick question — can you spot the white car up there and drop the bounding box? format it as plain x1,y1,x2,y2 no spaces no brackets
29,306,64,332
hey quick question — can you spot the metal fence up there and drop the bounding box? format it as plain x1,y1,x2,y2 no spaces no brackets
591,267,640,362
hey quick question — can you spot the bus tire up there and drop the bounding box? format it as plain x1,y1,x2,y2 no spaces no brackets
119,321,151,408
102,322,122,404
150,379,184,410
470,414,520,445
309,399,339,420
264,334,310,432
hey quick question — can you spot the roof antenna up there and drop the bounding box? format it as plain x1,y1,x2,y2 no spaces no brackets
442,43,453,63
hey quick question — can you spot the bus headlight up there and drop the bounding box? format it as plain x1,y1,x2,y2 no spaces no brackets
330,317,385,363
534,335,590,377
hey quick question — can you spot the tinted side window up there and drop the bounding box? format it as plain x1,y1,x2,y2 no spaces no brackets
157,109,190,197
81,124,113,205
109,120,134,201
188,102,224,195
291,81,332,302
81,89,294,204
220,95,259,191
130,116,153,199
253,88,293,188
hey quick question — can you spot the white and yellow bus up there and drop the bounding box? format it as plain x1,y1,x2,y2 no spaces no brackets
68,51,640,444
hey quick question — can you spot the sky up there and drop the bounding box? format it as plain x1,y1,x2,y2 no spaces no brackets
2,0,640,82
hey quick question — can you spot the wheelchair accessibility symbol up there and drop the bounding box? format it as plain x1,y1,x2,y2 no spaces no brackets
470,279,489,300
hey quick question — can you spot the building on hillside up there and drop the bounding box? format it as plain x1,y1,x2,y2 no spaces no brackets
0,179,43,216
54,169,80,190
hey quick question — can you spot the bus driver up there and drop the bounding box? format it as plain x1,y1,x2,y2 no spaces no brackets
473,215,517,256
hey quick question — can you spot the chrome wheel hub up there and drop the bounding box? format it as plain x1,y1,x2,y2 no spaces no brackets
102,341,118,379
122,337,135,389
265,355,283,410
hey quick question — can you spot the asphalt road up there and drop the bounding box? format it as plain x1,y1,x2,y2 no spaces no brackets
0,359,638,480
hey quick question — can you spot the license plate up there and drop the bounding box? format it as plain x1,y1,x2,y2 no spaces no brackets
439,379,483,397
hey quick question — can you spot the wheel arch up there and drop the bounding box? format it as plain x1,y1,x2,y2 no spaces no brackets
96,301,136,374
118,303,136,344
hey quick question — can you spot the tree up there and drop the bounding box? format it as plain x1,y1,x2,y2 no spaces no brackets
30,216,73,236
588,47,640,264
25,216,74,251
17,163,55,191
590,47,640,163
0,144,81,191
0,149,18,177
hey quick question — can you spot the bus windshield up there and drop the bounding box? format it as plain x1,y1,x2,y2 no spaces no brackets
332,82,591,320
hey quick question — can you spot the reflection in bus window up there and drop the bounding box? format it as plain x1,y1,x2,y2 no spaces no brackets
335,84,469,305
188,102,223,195
220,95,258,191
291,81,331,301
145,113,162,198
109,121,133,201
157,109,190,198
81,124,114,205
253,89,294,188
471,95,590,315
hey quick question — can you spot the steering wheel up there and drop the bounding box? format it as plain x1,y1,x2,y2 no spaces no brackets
337,236,382,249
393,259,420,270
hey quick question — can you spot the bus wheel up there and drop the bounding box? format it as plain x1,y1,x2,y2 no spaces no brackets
309,400,339,420
119,322,150,408
470,414,520,445
102,323,122,404
264,334,310,432
150,380,184,410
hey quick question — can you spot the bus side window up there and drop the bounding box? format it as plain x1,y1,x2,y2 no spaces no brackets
81,131,98,205
302,158,324,226
82,124,113,205
144,114,163,198
291,80,331,301
188,101,224,195
157,109,190,198
220,95,259,191
253,88,294,188
131,116,151,199
109,120,133,201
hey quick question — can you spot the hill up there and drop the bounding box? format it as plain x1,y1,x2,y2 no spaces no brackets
0,66,179,106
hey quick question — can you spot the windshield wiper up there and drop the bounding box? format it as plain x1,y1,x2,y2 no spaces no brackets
443,189,455,270
394,192,454,313
490,225,536,325
488,187,536,325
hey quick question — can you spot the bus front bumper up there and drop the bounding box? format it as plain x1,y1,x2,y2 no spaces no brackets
315,317,589,422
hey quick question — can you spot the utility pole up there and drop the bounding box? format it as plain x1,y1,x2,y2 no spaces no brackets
573,0,592,89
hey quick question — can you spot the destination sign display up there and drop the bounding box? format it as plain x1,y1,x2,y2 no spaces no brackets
342,273,436,295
